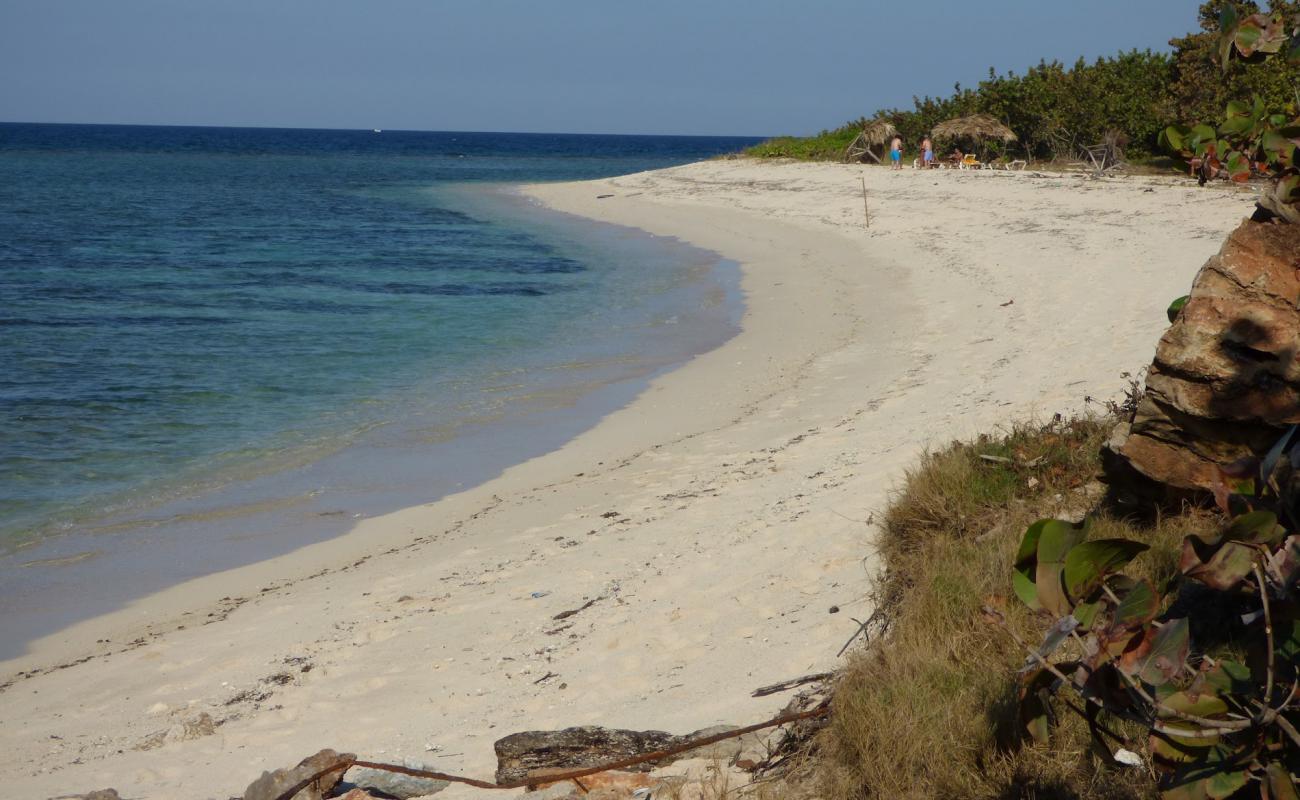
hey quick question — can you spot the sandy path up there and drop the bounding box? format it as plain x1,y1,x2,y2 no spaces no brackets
0,160,1254,799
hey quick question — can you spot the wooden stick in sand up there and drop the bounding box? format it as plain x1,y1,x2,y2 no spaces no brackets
861,176,869,228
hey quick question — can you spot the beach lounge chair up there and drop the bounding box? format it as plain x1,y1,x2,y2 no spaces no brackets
959,153,982,170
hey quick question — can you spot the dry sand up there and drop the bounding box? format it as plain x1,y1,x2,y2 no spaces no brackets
0,160,1256,799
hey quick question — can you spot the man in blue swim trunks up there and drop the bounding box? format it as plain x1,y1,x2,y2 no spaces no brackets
890,135,902,170
922,136,934,168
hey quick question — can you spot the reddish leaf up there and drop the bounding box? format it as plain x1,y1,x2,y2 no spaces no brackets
1118,618,1189,686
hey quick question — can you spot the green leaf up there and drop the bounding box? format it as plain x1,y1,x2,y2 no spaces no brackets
1191,124,1218,147
1012,568,1040,611
1202,660,1252,696
1073,599,1103,630
1266,763,1300,800
1035,519,1088,617
1015,519,1048,568
1235,17,1265,57
1219,3,1238,35
1162,125,1189,154
1167,295,1189,323
1019,667,1058,744
1013,519,1050,611
1064,539,1149,602
1180,534,1257,591
1218,115,1254,136
1159,690,1228,719
1119,618,1189,686
1223,510,1285,544
1151,729,1221,766
1112,579,1159,630
1224,151,1251,183
1206,769,1250,799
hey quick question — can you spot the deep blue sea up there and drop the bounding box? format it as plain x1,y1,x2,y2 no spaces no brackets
0,122,759,656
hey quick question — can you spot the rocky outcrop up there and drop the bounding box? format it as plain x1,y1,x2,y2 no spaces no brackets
242,749,354,800
1107,218,1300,496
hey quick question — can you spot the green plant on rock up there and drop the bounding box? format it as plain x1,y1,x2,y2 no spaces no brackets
988,425,1300,798
1161,5,1300,222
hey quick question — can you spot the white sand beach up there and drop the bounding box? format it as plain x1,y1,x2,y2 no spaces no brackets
0,160,1256,799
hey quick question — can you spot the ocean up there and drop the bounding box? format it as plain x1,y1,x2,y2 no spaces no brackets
0,123,760,656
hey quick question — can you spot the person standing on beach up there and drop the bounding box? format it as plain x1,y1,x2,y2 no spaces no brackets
890,135,902,171
921,136,934,169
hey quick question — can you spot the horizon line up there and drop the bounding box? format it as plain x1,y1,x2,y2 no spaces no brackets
0,118,774,140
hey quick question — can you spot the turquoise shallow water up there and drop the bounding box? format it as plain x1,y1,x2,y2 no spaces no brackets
0,123,756,655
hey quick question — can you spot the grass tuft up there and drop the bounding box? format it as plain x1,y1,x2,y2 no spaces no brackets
816,414,1220,799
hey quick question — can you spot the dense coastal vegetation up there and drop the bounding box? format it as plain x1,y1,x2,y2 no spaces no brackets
800,3,1300,798
748,0,1300,163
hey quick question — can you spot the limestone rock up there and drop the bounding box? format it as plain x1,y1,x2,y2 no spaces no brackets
136,711,217,751
1108,218,1300,496
242,748,354,800
341,761,449,799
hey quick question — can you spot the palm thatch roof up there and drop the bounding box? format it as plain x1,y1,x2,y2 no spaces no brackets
844,120,899,163
860,119,898,144
932,114,1017,142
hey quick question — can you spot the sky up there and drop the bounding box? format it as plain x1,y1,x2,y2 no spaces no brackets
2,0,1201,137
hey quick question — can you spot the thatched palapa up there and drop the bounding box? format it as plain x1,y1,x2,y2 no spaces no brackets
932,113,1017,143
859,119,898,144
844,120,899,163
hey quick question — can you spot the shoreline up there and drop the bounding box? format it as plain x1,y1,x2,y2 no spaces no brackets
0,182,742,662
0,160,1255,799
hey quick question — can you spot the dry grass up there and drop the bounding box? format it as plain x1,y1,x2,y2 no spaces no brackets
815,415,1221,800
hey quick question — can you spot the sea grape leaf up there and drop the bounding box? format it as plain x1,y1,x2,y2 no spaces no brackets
1015,519,1048,566
1119,618,1189,686
1222,510,1285,545
1225,151,1251,183
1167,295,1189,323
1156,743,1251,799
1035,519,1088,617
1220,5,1240,66
1162,126,1189,154
1218,114,1254,137
1064,539,1148,602
1180,534,1257,591
1191,124,1218,149
1019,667,1058,744
1012,569,1040,611
1206,769,1251,799
1202,660,1252,696
1266,762,1300,800
1013,519,1051,611
1273,616,1300,665
1112,579,1159,630
1159,690,1228,719
1073,599,1103,631
1151,728,1221,766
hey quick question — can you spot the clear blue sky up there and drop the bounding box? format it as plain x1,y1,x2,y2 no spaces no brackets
1,0,1200,137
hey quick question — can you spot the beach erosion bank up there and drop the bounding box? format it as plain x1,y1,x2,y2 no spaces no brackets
0,160,1255,799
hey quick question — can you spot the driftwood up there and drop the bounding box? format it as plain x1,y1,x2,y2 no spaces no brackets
266,704,830,800
495,726,680,783
751,672,834,698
